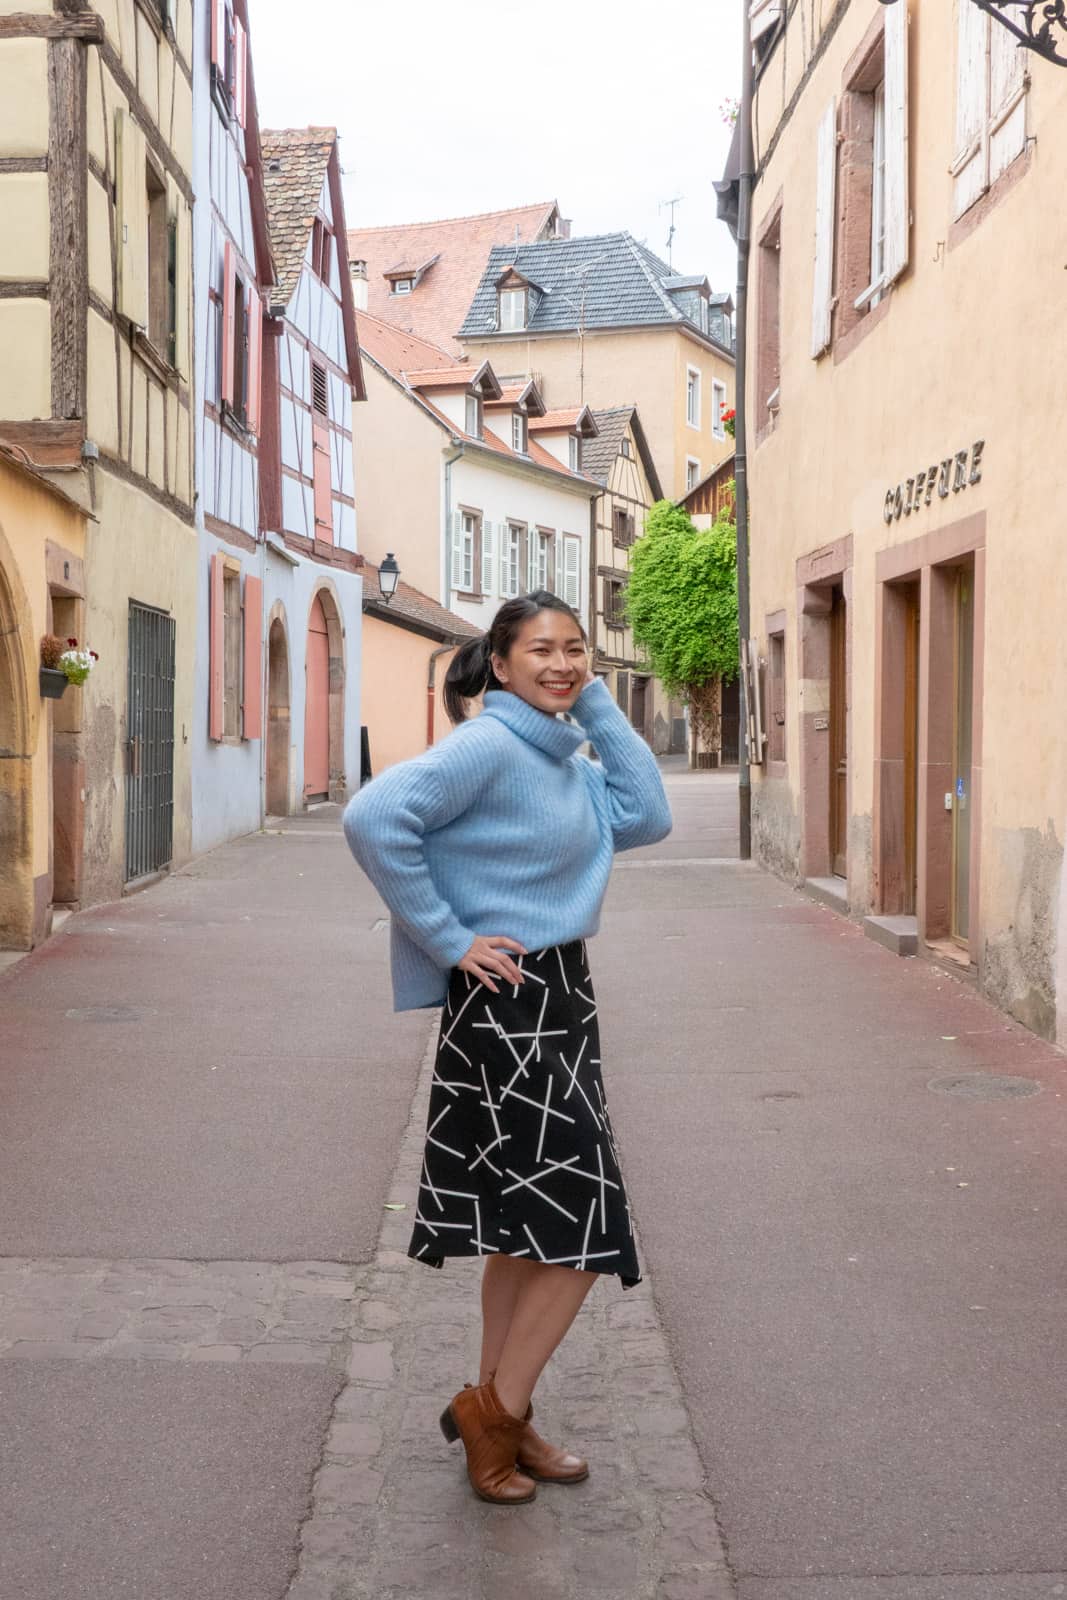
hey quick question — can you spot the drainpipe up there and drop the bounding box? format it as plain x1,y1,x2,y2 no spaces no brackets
442,442,464,605
735,0,754,860
427,642,457,747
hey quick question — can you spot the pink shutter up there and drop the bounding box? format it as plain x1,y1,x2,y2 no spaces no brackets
210,0,225,72
312,418,333,542
209,553,225,741
242,574,263,740
245,285,262,434
233,14,247,127
221,240,235,407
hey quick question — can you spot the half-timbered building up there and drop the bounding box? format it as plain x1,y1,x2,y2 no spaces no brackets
0,0,196,905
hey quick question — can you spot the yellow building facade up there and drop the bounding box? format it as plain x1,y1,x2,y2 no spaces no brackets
0,0,196,913
740,0,1067,1039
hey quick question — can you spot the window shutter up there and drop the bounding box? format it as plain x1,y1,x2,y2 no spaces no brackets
810,97,837,357
953,1,988,219
115,109,148,327
312,419,333,541
233,13,248,127
245,285,263,434
882,1,909,287
209,553,225,741
449,512,465,595
242,574,263,739
311,360,328,417
210,0,225,73
481,519,494,596
563,537,580,611
499,524,511,597
989,18,1025,184
221,240,236,406
546,531,557,594
173,194,191,377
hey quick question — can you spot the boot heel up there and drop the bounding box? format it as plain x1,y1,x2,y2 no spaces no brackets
439,1404,460,1444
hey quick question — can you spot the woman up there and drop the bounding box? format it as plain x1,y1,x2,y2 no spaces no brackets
343,591,671,1505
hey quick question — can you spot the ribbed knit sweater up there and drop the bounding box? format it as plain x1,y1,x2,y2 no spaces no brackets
342,678,672,1010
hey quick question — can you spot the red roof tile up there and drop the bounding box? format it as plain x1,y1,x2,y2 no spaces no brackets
356,312,456,375
347,200,561,354
362,559,482,640
260,128,335,305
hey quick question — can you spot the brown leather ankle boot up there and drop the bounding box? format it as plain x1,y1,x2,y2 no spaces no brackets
516,1400,589,1484
439,1379,537,1504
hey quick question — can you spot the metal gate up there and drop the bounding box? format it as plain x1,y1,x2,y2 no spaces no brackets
125,602,175,882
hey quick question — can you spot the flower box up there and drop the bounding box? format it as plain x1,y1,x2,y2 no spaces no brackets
39,667,70,700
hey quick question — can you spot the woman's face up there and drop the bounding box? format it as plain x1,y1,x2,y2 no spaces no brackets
491,609,589,717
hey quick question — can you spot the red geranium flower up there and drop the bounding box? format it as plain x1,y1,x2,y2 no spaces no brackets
67,637,78,647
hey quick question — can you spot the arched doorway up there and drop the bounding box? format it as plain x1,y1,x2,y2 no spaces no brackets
304,594,330,802
0,549,33,947
303,587,345,805
266,617,290,815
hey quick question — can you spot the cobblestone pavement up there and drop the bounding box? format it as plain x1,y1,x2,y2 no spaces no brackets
0,1020,733,1600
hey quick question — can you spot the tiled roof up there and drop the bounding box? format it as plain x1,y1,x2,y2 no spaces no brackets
583,407,665,501
458,232,732,350
529,408,596,435
260,128,334,305
362,558,482,641
347,200,561,354
402,365,486,390
356,311,456,375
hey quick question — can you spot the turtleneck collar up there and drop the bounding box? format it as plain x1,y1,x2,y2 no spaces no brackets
480,690,586,761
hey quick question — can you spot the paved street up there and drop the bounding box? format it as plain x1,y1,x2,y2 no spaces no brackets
3,769,1067,1598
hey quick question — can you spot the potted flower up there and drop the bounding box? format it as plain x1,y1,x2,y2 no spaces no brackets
721,407,736,439
40,635,99,699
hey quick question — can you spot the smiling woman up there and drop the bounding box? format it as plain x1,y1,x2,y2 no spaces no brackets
342,586,672,1506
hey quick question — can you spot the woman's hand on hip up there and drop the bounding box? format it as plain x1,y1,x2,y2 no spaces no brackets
458,935,527,993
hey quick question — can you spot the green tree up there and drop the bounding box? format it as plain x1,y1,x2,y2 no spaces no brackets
626,497,739,759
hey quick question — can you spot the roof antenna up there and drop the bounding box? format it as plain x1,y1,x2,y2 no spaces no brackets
659,195,683,268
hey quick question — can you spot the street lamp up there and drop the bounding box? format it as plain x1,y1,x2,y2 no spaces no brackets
378,552,400,604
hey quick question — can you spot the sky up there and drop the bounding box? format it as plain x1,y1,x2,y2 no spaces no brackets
249,0,742,296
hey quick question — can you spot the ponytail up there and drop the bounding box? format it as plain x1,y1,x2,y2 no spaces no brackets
443,634,496,725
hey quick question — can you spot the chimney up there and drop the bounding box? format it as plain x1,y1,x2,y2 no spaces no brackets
556,217,572,240
350,258,368,310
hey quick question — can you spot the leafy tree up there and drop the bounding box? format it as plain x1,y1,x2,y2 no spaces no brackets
626,497,739,757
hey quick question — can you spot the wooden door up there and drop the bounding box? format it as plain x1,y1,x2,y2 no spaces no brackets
303,596,330,801
829,586,848,878
902,584,920,914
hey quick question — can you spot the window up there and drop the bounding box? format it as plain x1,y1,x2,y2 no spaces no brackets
528,528,552,593
146,159,169,355
391,278,413,296
952,1,1028,221
767,629,786,763
612,506,636,547
686,367,701,428
450,511,478,595
465,392,482,439
210,0,247,125
311,359,332,542
606,578,626,628
311,218,333,284
616,672,630,716
698,298,709,335
223,567,241,739
499,288,526,331
502,522,525,598
561,535,581,611
568,434,581,472
511,412,528,454
220,242,263,432
686,458,701,493
756,205,781,426
621,437,632,458
712,379,727,440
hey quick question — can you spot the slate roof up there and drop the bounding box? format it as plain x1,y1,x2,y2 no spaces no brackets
583,407,665,502
362,559,482,642
458,232,732,352
347,200,561,354
260,128,335,306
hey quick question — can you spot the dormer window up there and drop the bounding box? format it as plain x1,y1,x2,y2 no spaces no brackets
499,288,526,332
621,437,632,458
512,413,528,454
392,278,413,296
568,435,581,472
465,393,483,438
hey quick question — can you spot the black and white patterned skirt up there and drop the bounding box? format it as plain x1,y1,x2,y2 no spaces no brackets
409,940,640,1287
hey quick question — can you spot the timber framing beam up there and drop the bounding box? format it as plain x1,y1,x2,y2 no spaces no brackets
0,12,103,38
49,36,88,419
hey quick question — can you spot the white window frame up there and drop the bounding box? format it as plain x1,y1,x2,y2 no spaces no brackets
456,511,476,594
561,534,581,611
855,81,888,312
951,3,1028,221
568,434,580,472
712,379,727,440
503,522,524,598
686,457,701,493
621,436,632,458
686,366,701,429
465,392,482,438
511,412,528,454
499,288,526,332
391,278,413,296
530,528,551,593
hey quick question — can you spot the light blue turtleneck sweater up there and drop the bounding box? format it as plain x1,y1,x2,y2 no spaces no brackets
342,678,672,1010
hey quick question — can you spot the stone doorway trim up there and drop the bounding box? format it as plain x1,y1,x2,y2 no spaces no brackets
305,582,346,805
795,533,853,889
265,602,291,817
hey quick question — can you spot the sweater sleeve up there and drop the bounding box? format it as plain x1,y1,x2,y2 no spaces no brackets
342,748,480,969
572,677,673,851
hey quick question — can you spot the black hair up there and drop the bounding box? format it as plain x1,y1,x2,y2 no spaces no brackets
443,590,587,725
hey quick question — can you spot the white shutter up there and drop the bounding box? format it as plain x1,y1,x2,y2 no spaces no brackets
953,1,988,220
989,18,1026,184
115,108,149,327
810,97,837,358
481,519,495,596
499,523,510,597
882,0,909,287
449,511,464,596
563,537,580,611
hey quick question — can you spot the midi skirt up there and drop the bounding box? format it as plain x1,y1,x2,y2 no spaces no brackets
408,940,641,1287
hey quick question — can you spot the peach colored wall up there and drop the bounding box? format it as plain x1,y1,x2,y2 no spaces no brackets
353,361,443,598
747,0,1067,1040
361,614,458,774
